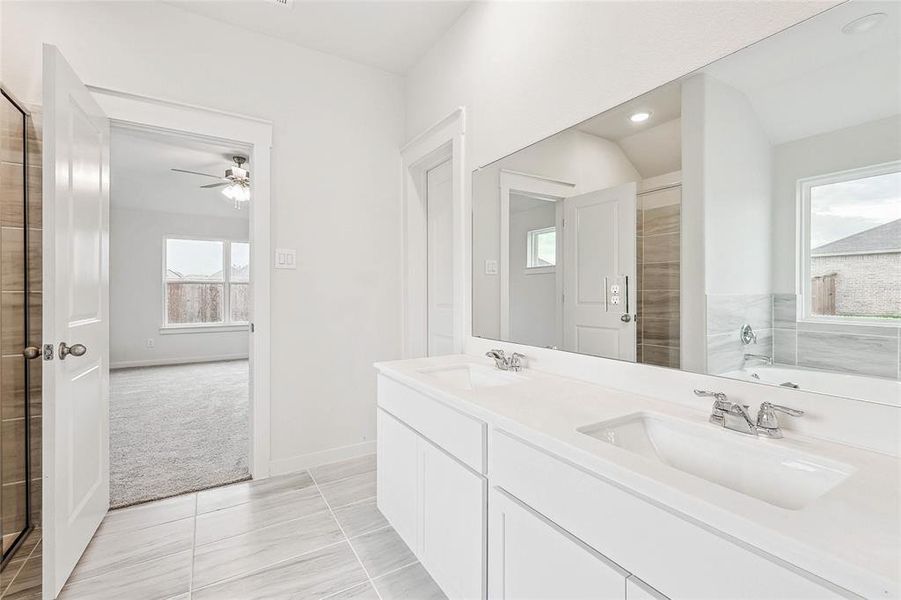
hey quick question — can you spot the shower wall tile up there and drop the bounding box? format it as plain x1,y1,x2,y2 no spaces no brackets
707,326,773,375
773,328,797,365
797,330,897,379
0,99,25,164
641,262,679,291
642,317,680,348
2,226,25,290
639,344,680,369
641,290,680,321
0,162,26,227
773,294,797,329
642,232,680,264
1,419,27,483
642,204,680,236
706,293,772,337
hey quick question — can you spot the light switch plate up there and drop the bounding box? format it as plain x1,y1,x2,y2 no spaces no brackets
274,248,297,269
485,260,498,275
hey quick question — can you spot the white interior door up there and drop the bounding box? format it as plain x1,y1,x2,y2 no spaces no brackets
426,159,454,356
42,44,110,599
562,182,636,360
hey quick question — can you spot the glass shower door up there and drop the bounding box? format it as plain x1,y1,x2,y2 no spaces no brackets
0,88,34,566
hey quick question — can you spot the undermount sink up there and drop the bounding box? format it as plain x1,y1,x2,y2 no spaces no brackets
419,364,521,391
578,412,854,510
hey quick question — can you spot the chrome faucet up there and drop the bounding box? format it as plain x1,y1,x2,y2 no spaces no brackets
485,349,526,372
695,390,804,439
743,353,773,365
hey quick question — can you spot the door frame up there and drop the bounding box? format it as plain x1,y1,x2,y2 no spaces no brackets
85,86,274,478
400,107,466,358
498,170,574,344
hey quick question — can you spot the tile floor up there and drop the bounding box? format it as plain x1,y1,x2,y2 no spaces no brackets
0,528,42,599
57,454,446,600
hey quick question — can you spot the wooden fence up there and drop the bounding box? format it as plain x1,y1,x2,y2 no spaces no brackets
811,273,836,316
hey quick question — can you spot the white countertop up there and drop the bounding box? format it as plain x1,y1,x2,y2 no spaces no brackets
375,354,900,599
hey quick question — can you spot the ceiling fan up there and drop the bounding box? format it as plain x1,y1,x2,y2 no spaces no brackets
171,155,251,208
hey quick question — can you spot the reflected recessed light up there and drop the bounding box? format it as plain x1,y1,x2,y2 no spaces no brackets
841,13,887,35
629,111,651,123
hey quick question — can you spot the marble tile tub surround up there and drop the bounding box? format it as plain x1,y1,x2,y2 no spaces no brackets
705,293,773,374
56,455,447,600
773,294,900,380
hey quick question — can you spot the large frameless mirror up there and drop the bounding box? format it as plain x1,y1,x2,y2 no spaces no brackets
472,0,900,405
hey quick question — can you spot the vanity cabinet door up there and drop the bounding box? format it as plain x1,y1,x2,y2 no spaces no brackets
489,488,628,600
377,409,419,553
420,441,486,600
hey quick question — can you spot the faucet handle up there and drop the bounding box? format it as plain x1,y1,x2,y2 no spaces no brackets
757,401,804,432
694,389,728,403
486,349,506,359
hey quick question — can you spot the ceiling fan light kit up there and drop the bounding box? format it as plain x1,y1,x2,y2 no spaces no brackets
171,155,251,209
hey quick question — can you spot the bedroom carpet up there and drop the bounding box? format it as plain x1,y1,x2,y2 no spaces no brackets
109,360,250,508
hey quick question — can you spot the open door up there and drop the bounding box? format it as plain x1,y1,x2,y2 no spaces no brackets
562,182,637,360
42,44,110,599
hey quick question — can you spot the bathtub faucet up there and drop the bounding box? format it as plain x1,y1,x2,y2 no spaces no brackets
743,353,773,365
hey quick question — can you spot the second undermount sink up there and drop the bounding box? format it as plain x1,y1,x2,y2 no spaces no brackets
419,363,521,391
578,412,854,510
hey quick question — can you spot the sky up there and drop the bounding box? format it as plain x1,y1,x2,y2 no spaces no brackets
810,170,901,249
167,239,249,279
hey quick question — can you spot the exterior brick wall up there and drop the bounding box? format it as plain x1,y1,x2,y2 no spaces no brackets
811,252,901,317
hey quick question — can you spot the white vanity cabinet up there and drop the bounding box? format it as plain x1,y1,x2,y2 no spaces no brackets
489,488,630,599
376,375,487,600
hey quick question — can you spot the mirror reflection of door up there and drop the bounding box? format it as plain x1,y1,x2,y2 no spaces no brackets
562,183,637,360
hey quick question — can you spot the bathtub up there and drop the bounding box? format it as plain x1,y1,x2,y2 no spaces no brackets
721,364,901,406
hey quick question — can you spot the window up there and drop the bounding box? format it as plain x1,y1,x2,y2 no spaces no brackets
800,163,900,324
164,238,250,328
526,227,556,269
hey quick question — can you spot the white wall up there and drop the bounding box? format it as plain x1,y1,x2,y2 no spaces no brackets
695,75,773,295
508,199,557,347
2,1,404,472
771,114,901,293
109,207,249,368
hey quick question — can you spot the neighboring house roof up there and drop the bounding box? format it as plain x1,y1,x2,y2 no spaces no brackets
812,218,901,256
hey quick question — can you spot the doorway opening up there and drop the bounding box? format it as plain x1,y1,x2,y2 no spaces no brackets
108,126,253,507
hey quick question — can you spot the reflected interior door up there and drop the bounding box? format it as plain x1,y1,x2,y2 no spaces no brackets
42,44,110,598
562,182,637,360
426,159,454,356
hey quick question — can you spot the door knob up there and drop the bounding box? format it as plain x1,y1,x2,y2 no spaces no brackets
22,346,40,360
58,342,87,360
620,314,632,323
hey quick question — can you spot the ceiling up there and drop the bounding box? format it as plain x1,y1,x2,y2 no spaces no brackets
110,127,252,220
166,0,471,74
702,0,900,145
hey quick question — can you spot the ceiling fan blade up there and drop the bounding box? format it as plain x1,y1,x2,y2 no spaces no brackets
201,181,230,189
171,168,224,180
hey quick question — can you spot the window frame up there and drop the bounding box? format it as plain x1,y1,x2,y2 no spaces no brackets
161,235,251,333
797,160,901,327
525,226,557,273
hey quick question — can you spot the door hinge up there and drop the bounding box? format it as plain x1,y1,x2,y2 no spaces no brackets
43,344,54,360
250,322,255,333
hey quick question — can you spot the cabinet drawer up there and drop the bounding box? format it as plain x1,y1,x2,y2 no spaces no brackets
378,374,486,473
491,430,852,599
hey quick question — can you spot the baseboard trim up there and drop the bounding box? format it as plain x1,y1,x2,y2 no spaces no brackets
268,441,377,477
110,354,249,370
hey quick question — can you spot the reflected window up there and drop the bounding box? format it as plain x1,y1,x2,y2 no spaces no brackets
527,227,556,268
164,238,251,326
801,165,901,322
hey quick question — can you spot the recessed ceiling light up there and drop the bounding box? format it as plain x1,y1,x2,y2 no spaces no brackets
841,13,887,35
629,111,651,123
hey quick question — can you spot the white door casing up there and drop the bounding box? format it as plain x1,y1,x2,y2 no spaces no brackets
427,159,455,356
42,44,111,599
562,182,637,360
